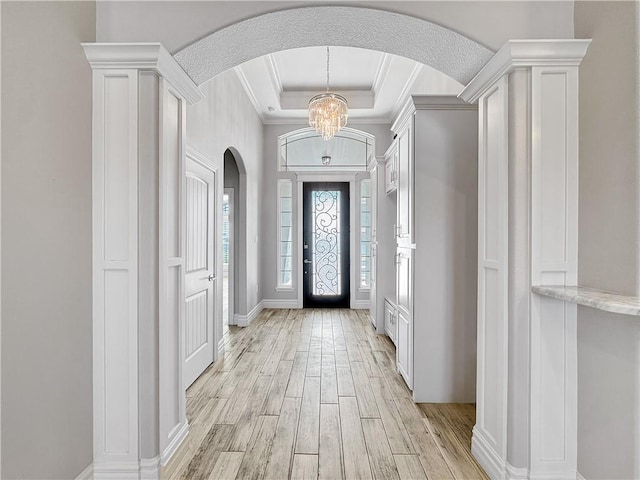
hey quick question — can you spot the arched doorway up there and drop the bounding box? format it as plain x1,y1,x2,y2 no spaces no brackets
174,6,492,86
222,148,247,329
84,6,497,478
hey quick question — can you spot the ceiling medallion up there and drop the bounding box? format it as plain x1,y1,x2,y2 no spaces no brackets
309,46,348,141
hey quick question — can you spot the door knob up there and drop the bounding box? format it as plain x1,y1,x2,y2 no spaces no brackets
208,274,216,281
303,259,312,264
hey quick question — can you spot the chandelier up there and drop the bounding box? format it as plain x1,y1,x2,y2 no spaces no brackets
308,46,348,141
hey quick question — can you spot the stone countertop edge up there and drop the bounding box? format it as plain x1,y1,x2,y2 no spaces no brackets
531,285,640,317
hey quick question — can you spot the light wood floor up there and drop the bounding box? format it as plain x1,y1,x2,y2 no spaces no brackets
162,308,488,480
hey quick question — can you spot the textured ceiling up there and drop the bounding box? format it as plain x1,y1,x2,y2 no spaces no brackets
175,6,493,87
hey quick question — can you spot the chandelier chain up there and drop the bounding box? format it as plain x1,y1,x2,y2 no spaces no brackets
326,46,330,92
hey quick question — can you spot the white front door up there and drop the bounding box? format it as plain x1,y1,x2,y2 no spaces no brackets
184,158,216,389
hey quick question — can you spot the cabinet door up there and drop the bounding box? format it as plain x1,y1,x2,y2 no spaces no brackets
384,300,396,344
397,124,412,243
370,243,377,327
396,249,412,316
385,148,397,194
397,308,412,388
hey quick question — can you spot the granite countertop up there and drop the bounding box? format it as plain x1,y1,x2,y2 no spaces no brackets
532,285,640,317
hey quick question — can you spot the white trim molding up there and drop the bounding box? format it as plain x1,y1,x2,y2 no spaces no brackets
139,456,161,480
262,299,300,309
75,463,94,480
236,301,264,327
160,422,189,466
352,299,371,310
218,338,226,358
459,40,591,104
471,427,506,479
82,43,204,104
506,463,530,480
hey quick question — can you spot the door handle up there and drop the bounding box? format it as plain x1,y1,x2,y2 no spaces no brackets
208,274,216,282
303,259,312,264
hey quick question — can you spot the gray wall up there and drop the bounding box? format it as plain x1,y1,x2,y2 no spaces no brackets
187,69,264,315
224,150,240,315
1,2,95,478
260,123,392,305
575,2,640,479
95,1,574,53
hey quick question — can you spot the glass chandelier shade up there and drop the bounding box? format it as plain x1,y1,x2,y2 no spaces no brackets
309,47,348,141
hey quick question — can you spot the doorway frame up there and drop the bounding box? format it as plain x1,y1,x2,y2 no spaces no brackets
301,181,351,308
223,187,235,326
83,11,492,479
294,173,360,309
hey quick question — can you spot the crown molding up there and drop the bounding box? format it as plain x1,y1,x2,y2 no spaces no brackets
234,66,266,122
390,62,423,122
459,39,591,103
82,43,205,104
372,53,391,97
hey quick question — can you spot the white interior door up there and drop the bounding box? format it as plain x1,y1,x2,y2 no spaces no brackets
184,158,216,389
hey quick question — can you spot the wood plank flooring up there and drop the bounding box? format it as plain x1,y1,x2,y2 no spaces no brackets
162,309,488,480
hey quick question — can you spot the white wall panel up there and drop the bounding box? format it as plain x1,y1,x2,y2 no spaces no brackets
159,82,188,464
92,69,140,475
473,78,508,478
530,65,579,480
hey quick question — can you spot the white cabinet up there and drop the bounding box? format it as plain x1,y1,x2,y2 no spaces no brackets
384,299,397,345
396,125,412,244
395,248,412,388
384,141,398,194
396,308,411,386
396,248,412,316
390,95,478,402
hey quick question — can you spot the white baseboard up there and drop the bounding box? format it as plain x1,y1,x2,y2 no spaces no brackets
576,472,586,480
139,456,161,479
352,299,370,309
236,301,263,327
161,421,189,466
506,462,530,480
262,299,300,308
471,427,505,479
75,463,93,480
217,338,225,358
530,472,580,480
93,462,141,479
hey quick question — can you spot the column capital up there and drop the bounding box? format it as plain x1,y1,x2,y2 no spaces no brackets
459,39,591,103
82,43,205,104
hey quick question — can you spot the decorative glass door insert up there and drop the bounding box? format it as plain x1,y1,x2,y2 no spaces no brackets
303,182,350,307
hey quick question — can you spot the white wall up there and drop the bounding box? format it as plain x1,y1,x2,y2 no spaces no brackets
187,69,264,316
1,2,95,478
261,123,391,305
95,0,573,54
575,2,640,479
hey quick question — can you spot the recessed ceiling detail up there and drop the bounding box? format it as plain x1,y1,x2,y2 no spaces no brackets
234,46,464,124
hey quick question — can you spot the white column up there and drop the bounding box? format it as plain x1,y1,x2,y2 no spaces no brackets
461,40,590,480
83,44,204,479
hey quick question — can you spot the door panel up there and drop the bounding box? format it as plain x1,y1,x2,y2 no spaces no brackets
396,249,412,315
184,158,216,389
397,308,412,388
397,126,412,243
303,182,350,308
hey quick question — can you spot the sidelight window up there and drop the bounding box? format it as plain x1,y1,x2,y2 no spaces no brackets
277,179,294,288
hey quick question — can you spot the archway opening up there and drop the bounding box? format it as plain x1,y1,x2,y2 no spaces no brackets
223,147,247,331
